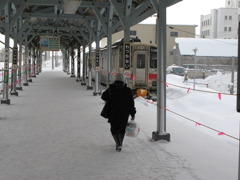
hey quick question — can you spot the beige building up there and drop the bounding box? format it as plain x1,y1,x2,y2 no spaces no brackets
101,24,197,66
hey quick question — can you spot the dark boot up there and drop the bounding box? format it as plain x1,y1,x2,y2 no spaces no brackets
116,133,122,152
113,134,121,151
120,132,125,144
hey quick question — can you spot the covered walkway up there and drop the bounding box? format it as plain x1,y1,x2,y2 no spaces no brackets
0,68,237,180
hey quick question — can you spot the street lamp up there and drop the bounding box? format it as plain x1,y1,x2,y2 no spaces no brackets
193,47,198,90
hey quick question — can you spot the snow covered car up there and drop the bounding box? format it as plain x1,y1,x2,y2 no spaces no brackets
166,65,185,76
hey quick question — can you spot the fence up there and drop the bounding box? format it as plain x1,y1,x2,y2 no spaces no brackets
0,65,37,95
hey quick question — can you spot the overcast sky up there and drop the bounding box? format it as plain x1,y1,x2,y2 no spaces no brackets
142,0,226,34
168,0,225,25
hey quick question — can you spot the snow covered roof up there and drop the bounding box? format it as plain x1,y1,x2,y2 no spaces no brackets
175,38,238,57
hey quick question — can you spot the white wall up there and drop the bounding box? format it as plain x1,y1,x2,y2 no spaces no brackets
200,7,238,39
217,8,238,38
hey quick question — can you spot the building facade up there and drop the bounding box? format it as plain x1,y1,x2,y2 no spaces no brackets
200,0,238,39
101,24,197,66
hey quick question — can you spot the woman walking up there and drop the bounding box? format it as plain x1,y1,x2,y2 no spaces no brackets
101,73,136,151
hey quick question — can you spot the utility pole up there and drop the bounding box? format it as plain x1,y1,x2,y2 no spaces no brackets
193,48,198,90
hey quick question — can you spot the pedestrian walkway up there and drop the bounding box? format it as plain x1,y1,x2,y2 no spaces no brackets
0,68,237,180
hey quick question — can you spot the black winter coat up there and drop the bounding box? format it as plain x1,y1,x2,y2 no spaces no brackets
101,81,136,125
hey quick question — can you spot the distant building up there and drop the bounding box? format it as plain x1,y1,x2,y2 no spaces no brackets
101,24,197,66
225,0,240,19
200,0,238,39
173,38,237,71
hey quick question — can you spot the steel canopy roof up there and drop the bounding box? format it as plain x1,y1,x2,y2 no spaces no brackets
0,0,181,49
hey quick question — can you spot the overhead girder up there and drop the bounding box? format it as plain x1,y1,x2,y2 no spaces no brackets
0,0,8,13
9,2,27,29
0,0,182,49
92,7,107,34
109,0,124,27
10,0,62,6
21,13,97,21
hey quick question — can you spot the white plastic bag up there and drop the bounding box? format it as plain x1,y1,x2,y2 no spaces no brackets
125,120,140,137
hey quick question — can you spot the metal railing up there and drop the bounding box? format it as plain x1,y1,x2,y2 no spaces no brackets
0,65,35,95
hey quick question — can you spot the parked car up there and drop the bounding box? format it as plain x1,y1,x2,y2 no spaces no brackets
166,65,185,76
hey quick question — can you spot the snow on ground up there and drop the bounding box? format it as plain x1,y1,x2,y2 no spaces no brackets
198,71,238,94
0,63,239,180
166,74,240,140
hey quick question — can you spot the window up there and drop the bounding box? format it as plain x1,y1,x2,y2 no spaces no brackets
130,30,137,36
225,16,228,20
136,54,145,69
239,1,240,8
224,27,227,31
229,16,232,20
229,27,232,31
170,32,178,37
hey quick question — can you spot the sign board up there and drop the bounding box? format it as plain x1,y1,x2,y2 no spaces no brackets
40,36,60,51
124,42,131,77
4,48,9,70
12,46,18,65
124,42,131,70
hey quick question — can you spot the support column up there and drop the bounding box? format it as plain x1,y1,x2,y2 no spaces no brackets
93,23,101,96
52,51,54,70
16,38,23,90
87,40,93,90
62,49,66,72
39,51,43,73
70,48,75,77
10,46,18,96
64,50,67,72
10,21,19,96
17,17,23,90
67,49,70,75
32,48,36,77
152,0,170,141
23,38,29,86
123,25,131,86
1,3,10,104
28,48,32,82
55,51,58,67
62,49,65,72
81,46,87,86
237,20,240,180
35,50,40,75
76,46,81,81
123,1,131,87
237,20,240,112
107,29,112,87
105,5,114,87
44,51,47,61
